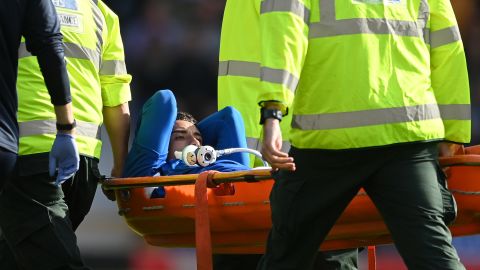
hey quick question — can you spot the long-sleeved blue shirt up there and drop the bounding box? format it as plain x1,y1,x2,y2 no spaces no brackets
0,0,71,153
124,90,251,198
124,90,251,178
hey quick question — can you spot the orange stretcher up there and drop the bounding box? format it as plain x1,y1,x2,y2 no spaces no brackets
103,145,480,270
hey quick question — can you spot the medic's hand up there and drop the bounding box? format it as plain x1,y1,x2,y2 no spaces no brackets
261,118,295,171
49,133,80,186
102,168,122,201
438,142,462,157
102,185,116,201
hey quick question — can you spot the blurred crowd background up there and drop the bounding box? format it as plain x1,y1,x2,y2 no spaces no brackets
76,0,480,269
108,0,226,121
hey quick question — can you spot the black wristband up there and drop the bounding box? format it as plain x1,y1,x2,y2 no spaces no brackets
56,119,77,131
260,108,283,125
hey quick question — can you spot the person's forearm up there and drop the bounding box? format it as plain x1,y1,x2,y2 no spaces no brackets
103,103,131,177
26,0,71,105
37,49,71,105
54,103,75,135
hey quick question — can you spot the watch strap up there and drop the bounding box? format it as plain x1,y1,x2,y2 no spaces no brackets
56,119,77,131
260,108,283,125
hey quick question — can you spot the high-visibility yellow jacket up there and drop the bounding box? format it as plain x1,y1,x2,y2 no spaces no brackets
17,0,132,158
218,0,295,166
254,0,470,149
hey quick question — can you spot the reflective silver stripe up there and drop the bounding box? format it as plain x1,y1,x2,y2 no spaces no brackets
310,19,420,38
417,0,430,43
247,137,291,153
91,2,104,68
261,0,311,24
439,104,470,120
292,104,442,130
312,0,430,40
63,42,99,66
281,140,291,152
430,26,461,48
261,67,298,92
19,120,101,139
219,60,260,78
219,60,297,92
320,0,335,22
18,43,32,58
100,60,127,75
19,42,100,68
247,137,261,151
423,29,430,45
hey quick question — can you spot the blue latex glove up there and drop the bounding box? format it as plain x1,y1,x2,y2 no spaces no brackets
49,133,80,186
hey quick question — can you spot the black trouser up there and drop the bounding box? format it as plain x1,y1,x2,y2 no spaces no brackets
0,155,98,270
258,142,464,270
0,147,17,192
62,156,101,231
214,248,358,270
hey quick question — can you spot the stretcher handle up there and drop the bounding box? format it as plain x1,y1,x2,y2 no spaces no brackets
438,145,480,167
439,155,480,167
101,169,272,190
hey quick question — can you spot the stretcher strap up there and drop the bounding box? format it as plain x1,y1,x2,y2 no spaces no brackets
195,170,218,270
368,246,377,270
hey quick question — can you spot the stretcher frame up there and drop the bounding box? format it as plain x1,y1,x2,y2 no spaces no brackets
103,146,480,270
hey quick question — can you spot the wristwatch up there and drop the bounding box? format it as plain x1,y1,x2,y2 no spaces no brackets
56,119,77,131
259,108,283,125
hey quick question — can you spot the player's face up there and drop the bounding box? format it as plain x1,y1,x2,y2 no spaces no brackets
168,120,203,160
